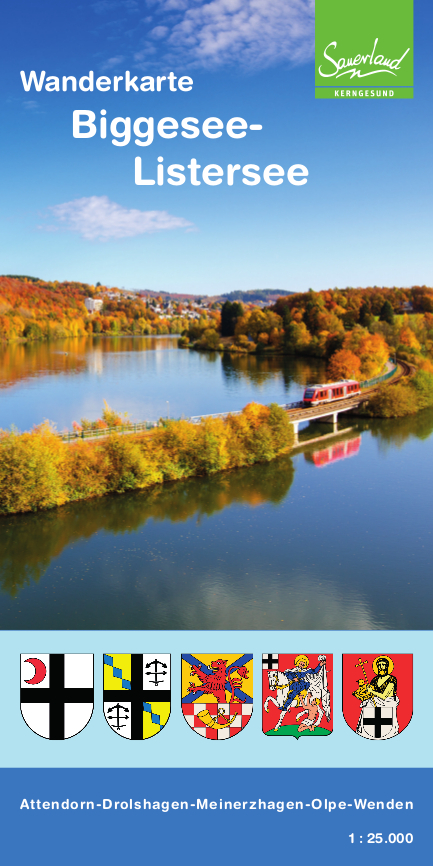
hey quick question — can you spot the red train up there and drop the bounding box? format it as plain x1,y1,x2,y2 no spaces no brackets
303,379,361,406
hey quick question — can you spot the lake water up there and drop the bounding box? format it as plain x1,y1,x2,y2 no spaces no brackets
0,336,325,431
0,337,432,630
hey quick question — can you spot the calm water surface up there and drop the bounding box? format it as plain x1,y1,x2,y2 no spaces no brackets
0,338,432,630
0,336,325,430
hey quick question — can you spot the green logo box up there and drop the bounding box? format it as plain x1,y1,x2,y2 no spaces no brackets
315,0,413,94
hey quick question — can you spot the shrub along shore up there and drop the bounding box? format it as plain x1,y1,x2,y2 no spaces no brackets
361,370,433,418
0,402,294,515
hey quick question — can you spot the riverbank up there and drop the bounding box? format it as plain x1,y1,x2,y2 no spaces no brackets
358,369,433,418
0,402,294,515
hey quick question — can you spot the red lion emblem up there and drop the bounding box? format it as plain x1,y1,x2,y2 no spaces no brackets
188,660,249,704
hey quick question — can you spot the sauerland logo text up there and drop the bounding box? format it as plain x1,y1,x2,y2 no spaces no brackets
318,38,410,81
315,0,413,100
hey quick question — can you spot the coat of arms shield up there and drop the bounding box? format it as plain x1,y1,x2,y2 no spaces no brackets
181,654,253,739
262,653,332,738
103,654,171,739
342,654,413,740
20,654,94,739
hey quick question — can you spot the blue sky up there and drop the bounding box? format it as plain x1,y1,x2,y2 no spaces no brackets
1,0,432,294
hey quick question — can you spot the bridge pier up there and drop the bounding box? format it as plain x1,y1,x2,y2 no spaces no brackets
292,420,299,445
321,411,339,431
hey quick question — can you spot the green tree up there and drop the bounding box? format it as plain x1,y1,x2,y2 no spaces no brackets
196,328,221,350
359,300,373,327
379,300,395,324
412,370,433,409
367,382,418,417
221,301,243,337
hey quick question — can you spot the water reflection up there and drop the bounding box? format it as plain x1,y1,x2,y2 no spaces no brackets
0,335,179,390
221,353,325,391
360,406,433,450
1,404,433,630
0,456,295,599
0,337,327,432
305,435,361,468
1,341,433,631
195,574,376,630
0,339,88,388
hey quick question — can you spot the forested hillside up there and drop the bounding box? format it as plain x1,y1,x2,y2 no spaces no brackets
0,276,187,341
182,285,433,374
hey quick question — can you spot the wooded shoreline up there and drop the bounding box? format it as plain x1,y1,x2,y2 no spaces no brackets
0,402,294,516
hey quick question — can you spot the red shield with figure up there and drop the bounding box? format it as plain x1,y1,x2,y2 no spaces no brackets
342,654,413,740
262,653,333,739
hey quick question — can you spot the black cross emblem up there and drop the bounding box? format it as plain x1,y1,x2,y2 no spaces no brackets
262,654,279,670
145,658,167,687
104,655,170,740
363,707,394,739
20,655,93,740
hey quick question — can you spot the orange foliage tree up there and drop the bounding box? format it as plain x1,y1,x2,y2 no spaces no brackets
342,330,389,378
327,349,362,381
399,327,421,351
0,277,189,344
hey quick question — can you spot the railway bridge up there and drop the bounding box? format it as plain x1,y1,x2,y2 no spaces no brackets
60,361,411,444
189,360,411,445
281,360,411,444
287,397,365,445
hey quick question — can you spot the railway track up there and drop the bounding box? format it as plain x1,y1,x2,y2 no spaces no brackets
62,361,413,443
285,360,412,422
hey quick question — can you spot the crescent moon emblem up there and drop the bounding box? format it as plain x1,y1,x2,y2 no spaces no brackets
24,657,47,685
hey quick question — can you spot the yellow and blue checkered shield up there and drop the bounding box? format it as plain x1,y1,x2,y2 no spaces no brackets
103,654,170,740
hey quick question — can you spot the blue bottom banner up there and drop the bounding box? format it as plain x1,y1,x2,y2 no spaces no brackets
1,768,429,864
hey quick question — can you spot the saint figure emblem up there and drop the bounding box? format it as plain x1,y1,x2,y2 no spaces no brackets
103,654,171,739
342,654,413,740
262,653,332,738
181,654,253,739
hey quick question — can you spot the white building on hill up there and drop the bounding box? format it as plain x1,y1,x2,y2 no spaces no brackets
85,297,103,313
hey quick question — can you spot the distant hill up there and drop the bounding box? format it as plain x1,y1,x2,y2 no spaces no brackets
1,277,293,305
219,289,294,303
133,288,294,303
4,274,41,283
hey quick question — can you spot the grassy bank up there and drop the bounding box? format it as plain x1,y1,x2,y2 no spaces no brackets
0,402,294,515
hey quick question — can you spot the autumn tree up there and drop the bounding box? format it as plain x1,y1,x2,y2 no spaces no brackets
327,349,361,381
399,326,421,351
235,309,282,342
367,383,418,417
0,403,295,515
343,329,389,378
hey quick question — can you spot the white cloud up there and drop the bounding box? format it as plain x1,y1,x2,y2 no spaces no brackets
94,0,314,70
101,54,126,69
153,0,315,69
48,196,193,241
149,24,169,39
